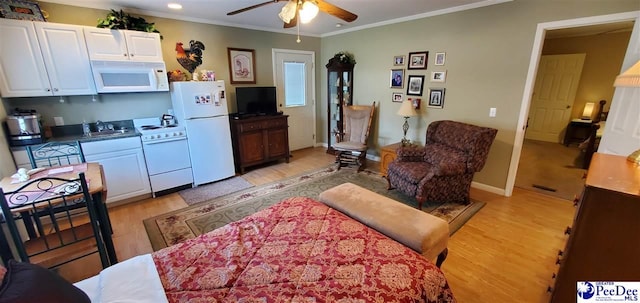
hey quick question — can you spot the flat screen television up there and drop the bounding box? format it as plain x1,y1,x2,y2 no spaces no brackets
235,86,278,116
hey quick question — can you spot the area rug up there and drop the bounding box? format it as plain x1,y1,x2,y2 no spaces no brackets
144,166,485,251
178,176,253,205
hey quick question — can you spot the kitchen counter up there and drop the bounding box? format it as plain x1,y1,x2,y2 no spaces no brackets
9,119,141,150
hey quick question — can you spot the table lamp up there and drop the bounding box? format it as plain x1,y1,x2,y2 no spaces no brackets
580,102,595,120
396,100,418,146
613,59,640,164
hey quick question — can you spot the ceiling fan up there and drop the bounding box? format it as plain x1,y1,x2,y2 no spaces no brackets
227,0,358,28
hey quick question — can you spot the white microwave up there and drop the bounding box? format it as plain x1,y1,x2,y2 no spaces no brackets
90,61,169,93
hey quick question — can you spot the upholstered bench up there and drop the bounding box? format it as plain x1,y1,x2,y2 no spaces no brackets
318,182,450,267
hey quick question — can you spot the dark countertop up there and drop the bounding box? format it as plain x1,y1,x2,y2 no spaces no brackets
9,119,141,150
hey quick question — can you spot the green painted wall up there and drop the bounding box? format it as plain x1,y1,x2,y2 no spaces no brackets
1,0,638,189
320,0,639,189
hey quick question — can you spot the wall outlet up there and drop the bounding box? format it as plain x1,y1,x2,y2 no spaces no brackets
53,116,65,126
489,107,497,117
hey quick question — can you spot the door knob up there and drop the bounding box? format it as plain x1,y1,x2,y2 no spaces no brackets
566,105,571,109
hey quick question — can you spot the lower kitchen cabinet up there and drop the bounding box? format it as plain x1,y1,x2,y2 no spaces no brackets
550,153,640,302
230,115,290,174
81,137,151,203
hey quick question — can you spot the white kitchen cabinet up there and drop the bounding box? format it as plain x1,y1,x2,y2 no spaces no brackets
82,137,151,204
0,19,96,97
83,28,163,62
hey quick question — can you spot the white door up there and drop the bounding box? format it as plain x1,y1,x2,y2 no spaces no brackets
0,19,51,97
526,54,586,142
35,22,96,96
598,19,640,156
273,49,315,151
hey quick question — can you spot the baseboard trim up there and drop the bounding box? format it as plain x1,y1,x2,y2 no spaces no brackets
471,181,505,196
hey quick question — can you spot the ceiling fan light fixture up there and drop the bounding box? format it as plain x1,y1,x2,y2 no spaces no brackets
299,0,319,24
278,0,297,23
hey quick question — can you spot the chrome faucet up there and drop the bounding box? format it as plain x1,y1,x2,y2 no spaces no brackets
96,120,105,132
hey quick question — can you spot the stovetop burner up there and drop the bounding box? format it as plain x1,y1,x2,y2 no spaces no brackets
141,125,161,130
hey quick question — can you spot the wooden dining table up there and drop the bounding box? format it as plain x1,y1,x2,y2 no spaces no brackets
0,162,118,266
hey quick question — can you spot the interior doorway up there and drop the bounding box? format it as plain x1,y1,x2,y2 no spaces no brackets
509,13,637,200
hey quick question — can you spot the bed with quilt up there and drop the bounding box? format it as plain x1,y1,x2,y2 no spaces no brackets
75,197,456,302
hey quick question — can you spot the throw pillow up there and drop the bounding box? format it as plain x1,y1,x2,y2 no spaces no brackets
0,260,90,303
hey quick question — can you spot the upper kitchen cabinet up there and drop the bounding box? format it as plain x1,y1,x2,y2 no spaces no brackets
0,19,96,97
84,28,163,62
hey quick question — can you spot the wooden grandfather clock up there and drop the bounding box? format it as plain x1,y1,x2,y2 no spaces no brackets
326,57,354,153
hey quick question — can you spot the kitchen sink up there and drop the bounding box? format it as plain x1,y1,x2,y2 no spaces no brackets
86,129,130,138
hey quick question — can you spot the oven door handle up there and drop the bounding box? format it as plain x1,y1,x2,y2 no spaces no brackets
142,137,187,145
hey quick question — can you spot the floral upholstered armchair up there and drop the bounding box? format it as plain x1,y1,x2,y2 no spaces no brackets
386,120,497,209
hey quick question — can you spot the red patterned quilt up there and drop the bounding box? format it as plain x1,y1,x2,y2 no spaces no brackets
152,197,456,302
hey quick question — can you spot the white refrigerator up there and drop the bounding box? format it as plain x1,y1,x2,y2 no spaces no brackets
170,80,235,186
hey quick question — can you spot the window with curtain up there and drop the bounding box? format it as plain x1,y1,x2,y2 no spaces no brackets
284,62,305,107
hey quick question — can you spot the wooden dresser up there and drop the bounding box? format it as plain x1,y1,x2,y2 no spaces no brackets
229,115,290,174
550,153,640,302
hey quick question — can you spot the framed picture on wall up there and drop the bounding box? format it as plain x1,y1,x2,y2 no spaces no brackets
0,0,46,21
431,71,447,83
428,88,445,108
406,75,425,96
393,55,405,66
408,51,428,69
392,92,404,102
434,52,446,66
390,69,404,88
227,47,256,84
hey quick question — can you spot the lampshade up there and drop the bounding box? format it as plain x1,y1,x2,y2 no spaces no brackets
397,100,417,117
581,102,595,120
614,59,640,87
278,0,297,23
299,1,319,24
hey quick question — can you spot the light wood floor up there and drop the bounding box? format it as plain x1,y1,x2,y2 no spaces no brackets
70,147,575,303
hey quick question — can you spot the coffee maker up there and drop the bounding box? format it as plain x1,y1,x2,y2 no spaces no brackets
5,109,43,146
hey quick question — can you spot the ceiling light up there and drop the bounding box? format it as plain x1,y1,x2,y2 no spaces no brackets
335,23,343,28
299,1,319,24
167,3,182,10
278,0,297,23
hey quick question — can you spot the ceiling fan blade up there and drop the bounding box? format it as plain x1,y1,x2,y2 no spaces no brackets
284,14,298,28
227,0,281,16
316,0,358,22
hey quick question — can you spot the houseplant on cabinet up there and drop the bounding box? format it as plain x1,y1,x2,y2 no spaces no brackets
97,9,162,38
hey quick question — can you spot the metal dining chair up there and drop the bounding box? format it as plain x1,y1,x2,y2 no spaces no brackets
23,141,89,238
0,173,110,269
25,141,85,169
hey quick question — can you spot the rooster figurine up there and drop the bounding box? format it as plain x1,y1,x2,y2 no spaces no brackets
175,40,205,76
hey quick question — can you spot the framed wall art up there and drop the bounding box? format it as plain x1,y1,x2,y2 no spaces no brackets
406,75,425,96
434,52,446,66
227,47,256,84
0,0,45,21
408,97,421,109
392,92,403,103
428,88,445,108
393,55,405,66
390,69,404,88
431,71,447,83
408,51,428,70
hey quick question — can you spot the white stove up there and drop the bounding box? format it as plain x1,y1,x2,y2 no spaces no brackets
133,118,193,196
135,121,186,143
